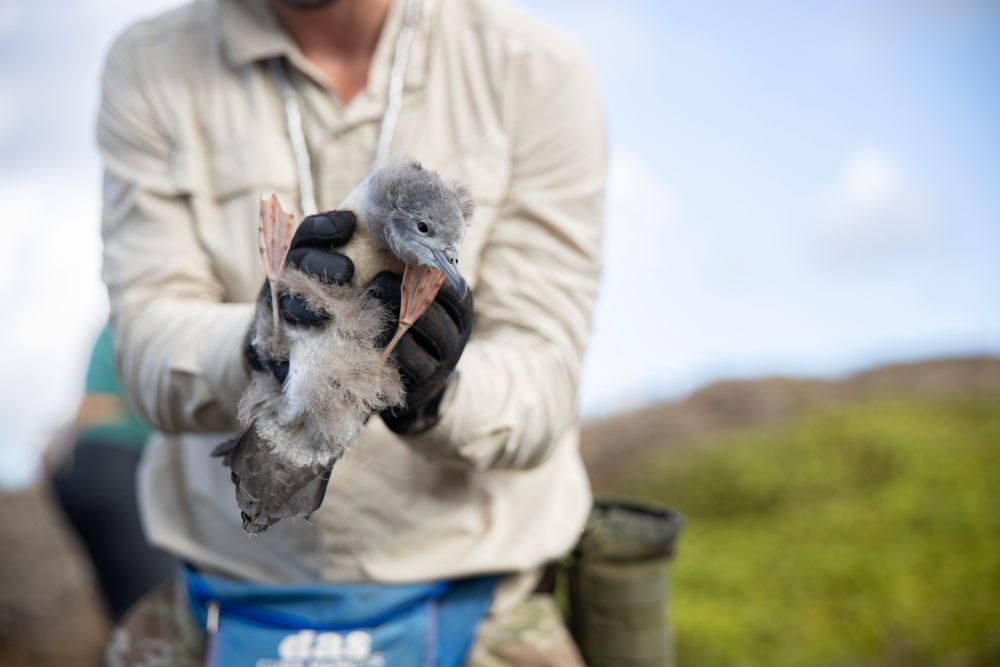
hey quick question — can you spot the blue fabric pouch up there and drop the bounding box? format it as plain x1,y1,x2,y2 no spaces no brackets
180,564,498,667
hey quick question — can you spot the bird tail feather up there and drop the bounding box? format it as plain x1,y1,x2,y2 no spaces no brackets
212,425,338,535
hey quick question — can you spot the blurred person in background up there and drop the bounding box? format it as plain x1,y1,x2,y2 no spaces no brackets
51,324,175,621
97,0,605,665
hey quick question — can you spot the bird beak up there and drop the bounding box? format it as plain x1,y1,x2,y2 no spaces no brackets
431,247,467,298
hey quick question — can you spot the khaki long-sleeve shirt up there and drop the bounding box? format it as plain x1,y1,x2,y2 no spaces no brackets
99,0,606,584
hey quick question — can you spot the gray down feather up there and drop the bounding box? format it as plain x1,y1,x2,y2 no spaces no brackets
215,267,405,534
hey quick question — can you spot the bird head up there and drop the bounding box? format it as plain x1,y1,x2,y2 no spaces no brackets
364,159,475,294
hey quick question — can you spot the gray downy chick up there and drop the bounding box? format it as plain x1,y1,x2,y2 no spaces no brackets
215,158,475,534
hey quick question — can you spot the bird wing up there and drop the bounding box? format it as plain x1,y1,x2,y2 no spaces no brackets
213,425,337,535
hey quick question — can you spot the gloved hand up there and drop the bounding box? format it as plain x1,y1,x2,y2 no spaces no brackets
370,272,474,435
243,210,357,383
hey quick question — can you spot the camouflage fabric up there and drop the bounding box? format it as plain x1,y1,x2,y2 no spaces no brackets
103,580,203,667
103,580,584,667
468,594,586,667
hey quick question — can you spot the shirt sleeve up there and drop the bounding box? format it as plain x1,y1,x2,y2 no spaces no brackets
97,31,253,434
404,41,607,470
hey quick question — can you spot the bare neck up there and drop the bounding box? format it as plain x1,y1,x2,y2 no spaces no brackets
269,0,392,104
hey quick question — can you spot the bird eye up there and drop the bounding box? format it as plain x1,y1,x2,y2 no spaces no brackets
417,221,429,234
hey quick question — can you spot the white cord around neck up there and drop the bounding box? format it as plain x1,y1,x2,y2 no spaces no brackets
271,0,422,216
375,0,421,165
270,57,317,216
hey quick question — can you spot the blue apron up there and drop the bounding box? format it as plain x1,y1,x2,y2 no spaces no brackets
180,565,499,667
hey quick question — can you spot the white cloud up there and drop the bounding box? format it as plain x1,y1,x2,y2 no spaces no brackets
0,175,107,490
523,1,666,77
0,0,185,489
0,80,15,143
0,1,185,174
814,147,939,258
578,152,688,417
602,150,675,268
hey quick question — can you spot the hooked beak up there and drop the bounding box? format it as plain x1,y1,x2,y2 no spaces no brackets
431,247,467,298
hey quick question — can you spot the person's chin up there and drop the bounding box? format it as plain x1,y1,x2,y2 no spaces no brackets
273,0,340,10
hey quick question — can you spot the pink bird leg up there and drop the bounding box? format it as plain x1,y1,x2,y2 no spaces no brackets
379,264,447,366
258,193,296,331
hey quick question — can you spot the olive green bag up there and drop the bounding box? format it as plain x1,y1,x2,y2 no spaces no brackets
564,497,683,667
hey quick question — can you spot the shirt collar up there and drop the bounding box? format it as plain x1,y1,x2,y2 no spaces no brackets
218,0,292,67
217,0,430,96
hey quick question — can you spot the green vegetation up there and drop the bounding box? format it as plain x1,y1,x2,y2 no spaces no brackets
626,395,1000,667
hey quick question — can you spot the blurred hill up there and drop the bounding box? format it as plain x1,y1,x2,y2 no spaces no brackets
615,367,1000,666
0,484,108,667
581,356,1000,493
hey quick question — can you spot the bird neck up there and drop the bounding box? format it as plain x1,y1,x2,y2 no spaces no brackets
354,214,383,251
341,216,404,286
361,215,392,252
345,180,391,253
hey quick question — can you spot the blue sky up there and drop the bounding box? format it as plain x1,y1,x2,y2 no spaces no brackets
0,0,998,486
539,0,1000,413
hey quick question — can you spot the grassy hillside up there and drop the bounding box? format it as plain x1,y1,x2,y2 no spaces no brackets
625,394,1000,667
583,356,1000,493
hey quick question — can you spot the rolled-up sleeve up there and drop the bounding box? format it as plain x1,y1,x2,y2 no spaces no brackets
98,31,252,434
405,42,607,470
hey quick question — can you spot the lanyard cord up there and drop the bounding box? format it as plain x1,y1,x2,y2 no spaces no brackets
270,0,422,216
375,0,421,166
269,57,317,216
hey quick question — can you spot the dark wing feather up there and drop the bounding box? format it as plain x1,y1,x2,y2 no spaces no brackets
213,425,339,534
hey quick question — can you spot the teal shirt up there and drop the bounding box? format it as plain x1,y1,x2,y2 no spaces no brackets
78,325,151,452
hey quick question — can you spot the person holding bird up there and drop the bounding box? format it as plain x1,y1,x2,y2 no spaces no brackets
97,0,606,665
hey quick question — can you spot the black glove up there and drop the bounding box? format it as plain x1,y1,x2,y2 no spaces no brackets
244,210,357,383
370,272,474,435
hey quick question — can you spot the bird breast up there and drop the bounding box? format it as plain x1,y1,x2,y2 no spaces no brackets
336,182,405,287
337,220,405,288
